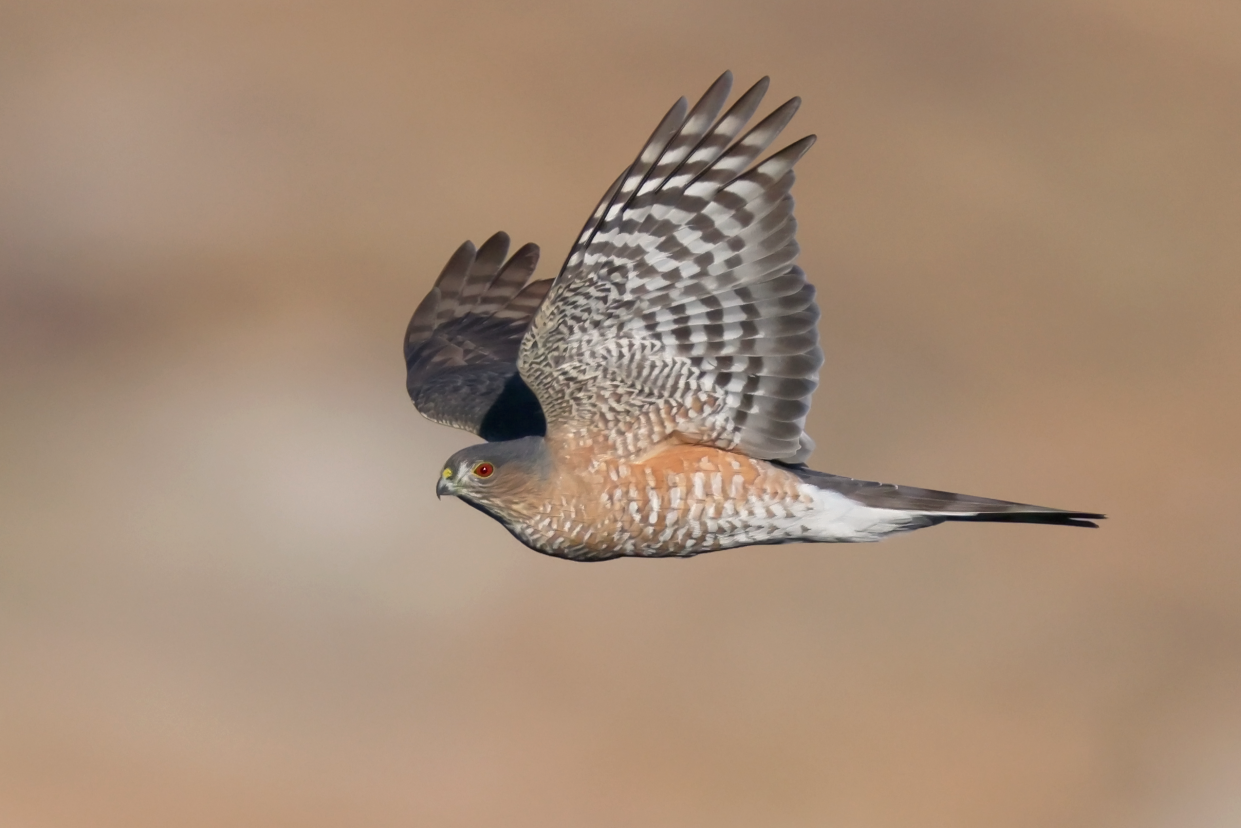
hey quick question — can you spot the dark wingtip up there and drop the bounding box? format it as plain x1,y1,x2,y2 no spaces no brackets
782,133,817,163
512,241,540,263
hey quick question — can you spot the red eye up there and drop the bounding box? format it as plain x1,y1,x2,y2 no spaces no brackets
473,462,494,478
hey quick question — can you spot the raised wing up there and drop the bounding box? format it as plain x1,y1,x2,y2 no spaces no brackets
518,72,822,462
405,232,551,441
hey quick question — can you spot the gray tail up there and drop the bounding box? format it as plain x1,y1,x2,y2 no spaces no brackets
936,511,1103,528
778,464,1105,528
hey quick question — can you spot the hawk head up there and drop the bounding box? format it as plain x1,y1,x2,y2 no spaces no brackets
435,436,551,511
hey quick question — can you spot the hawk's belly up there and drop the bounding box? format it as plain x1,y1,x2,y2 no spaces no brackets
514,444,823,561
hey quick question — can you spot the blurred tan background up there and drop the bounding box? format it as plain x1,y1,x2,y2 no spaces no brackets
2,1,1239,826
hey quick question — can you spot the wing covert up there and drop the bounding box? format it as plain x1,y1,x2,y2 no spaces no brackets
518,72,822,462
405,232,551,441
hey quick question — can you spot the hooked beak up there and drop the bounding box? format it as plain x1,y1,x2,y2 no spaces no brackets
435,473,453,500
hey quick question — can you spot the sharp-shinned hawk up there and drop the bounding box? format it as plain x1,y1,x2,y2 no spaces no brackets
404,72,1104,562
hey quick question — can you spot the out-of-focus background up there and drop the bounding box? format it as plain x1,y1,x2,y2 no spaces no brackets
2,1,1238,826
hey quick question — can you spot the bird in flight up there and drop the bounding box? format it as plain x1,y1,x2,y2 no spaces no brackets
404,72,1103,562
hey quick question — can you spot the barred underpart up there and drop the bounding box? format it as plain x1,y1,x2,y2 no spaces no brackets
404,232,551,441
519,71,824,463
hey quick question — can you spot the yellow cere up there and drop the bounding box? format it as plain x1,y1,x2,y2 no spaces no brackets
442,468,453,479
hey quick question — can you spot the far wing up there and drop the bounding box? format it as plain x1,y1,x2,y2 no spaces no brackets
518,72,822,462
405,232,551,441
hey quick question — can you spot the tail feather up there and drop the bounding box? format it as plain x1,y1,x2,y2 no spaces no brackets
781,464,1105,529
938,511,1103,528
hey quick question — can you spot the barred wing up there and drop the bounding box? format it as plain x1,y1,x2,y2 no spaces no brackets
518,72,822,462
405,232,551,441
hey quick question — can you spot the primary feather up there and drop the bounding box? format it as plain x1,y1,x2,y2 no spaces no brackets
519,72,823,463
404,232,550,440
